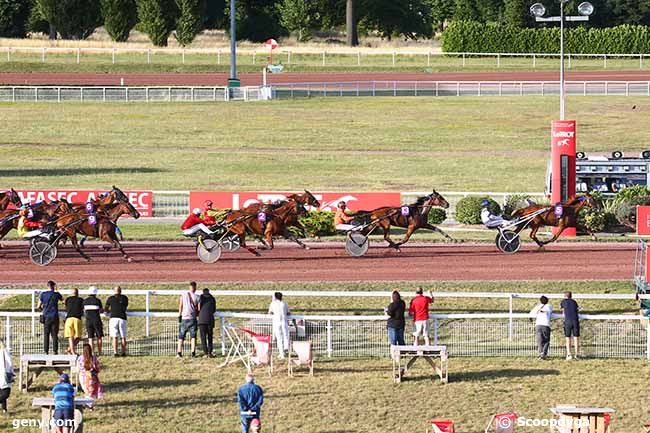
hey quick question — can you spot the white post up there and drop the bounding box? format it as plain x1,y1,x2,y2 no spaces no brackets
603,54,607,69
414,82,418,97
533,54,536,68
81,87,84,102
508,294,514,341
76,48,80,64
220,317,226,355
42,47,45,62
262,68,267,86
57,87,61,102
392,52,396,67
112,48,115,64
584,81,587,96
252,52,255,64
5,317,10,351
559,3,565,120
6,47,9,62
568,54,571,69
322,51,325,66
357,52,361,66
12,86,15,102
217,50,221,65
626,82,630,97
456,82,460,97
435,81,438,97
103,87,106,102
287,50,291,64
427,52,430,67
462,53,465,67
497,53,500,68
146,87,149,102
326,319,332,357
147,49,151,64
31,291,36,336
145,291,150,337
182,49,185,64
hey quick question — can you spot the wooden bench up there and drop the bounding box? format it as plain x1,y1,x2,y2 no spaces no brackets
20,355,78,393
549,406,616,433
32,397,93,433
391,344,448,383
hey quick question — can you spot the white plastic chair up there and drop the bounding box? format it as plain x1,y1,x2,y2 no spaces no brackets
288,340,313,376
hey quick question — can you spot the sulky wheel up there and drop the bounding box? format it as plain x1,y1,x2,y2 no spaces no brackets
196,239,222,263
345,232,369,257
219,233,241,253
495,230,521,254
29,241,58,266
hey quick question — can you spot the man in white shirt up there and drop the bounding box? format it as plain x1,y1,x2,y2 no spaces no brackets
177,282,200,358
268,292,290,359
529,295,553,360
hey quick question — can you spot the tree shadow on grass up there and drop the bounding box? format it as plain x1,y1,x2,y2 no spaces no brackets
404,368,560,383
0,167,165,177
107,378,200,391
101,394,231,409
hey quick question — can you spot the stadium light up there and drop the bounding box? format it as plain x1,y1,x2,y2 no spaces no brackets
228,0,240,89
530,3,546,17
578,2,594,16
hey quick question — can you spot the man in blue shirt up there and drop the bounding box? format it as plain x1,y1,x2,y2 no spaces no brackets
52,373,75,433
237,373,264,433
38,281,63,355
560,291,580,360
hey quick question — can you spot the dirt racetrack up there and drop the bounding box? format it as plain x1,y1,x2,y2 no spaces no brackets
2,70,650,86
0,241,635,284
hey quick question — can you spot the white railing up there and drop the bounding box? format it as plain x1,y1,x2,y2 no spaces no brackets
0,86,272,103
2,46,650,69
272,80,650,98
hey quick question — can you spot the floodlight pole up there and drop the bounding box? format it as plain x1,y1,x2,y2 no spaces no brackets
228,0,240,88
559,1,565,120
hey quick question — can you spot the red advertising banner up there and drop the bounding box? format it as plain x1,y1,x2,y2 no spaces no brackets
14,190,154,217
189,191,401,213
551,120,577,237
636,206,650,236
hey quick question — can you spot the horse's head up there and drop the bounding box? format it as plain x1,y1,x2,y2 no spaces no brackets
9,189,21,207
427,190,449,209
118,200,141,219
52,199,72,216
577,193,598,209
110,186,129,204
303,190,320,209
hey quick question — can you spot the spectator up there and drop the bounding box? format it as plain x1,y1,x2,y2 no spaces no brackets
105,286,129,357
0,340,14,413
237,373,264,433
198,288,216,358
268,292,290,359
83,286,104,356
177,282,200,358
638,293,650,318
530,295,553,360
38,280,63,355
63,288,83,355
560,291,580,360
52,373,75,433
385,290,406,346
77,344,103,401
409,287,433,345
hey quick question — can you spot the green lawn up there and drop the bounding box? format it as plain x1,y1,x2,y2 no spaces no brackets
0,356,646,433
1,97,649,192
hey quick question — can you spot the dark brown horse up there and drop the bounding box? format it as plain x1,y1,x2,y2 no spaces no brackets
0,189,21,211
510,194,598,247
0,200,69,246
53,200,140,261
357,190,452,251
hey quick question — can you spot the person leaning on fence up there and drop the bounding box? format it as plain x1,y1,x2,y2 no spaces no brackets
409,287,433,346
561,291,580,360
83,286,104,356
52,373,75,433
38,280,63,355
268,292,291,359
0,339,14,413
530,296,553,360
177,282,200,358
385,290,406,346
64,288,84,356
198,288,216,358
105,286,129,357
237,373,264,433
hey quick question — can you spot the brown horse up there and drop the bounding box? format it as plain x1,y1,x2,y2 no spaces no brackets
53,200,140,261
357,190,452,251
225,200,307,256
0,189,21,211
510,194,598,247
0,200,69,246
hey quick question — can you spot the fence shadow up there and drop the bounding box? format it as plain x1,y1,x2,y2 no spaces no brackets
107,378,200,390
0,167,164,177
102,394,231,409
452,368,560,382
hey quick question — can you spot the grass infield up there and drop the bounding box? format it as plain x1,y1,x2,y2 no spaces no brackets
1,97,649,192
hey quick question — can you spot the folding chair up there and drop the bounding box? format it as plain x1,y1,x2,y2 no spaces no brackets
485,412,518,433
431,419,454,433
218,323,251,371
642,423,650,433
242,329,273,376
288,340,314,376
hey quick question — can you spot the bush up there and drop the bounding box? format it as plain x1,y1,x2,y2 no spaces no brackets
0,0,31,38
101,0,138,42
36,0,103,40
442,21,650,54
455,196,500,225
298,210,335,237
428,208,447,225
137,0,177,46
503,193,530,217
577,207,606,234
174,0,203,46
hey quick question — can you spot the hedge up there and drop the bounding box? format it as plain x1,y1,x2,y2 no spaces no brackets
442,21,650,54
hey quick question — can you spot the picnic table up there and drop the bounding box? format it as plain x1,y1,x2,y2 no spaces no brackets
32,397,93,433
391,345,448,383
549,406,616,433
20,354,78,393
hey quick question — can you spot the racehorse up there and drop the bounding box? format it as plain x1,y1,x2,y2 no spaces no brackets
509,194,598,247
356,190,452,251
53,200,140,261
0,189,21,211
0,200,69,246
225,200,308,256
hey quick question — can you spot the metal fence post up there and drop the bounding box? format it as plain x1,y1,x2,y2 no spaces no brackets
626,82,630,97
393,81,397,97
392,52,395,67
372,81,376,97
456,82,460,97
605,81,609,95
568,54,571,69
57,87,61,103
168,86,172,102
145,291,151,337
80,87,83,102
252,52,255,64
508,294,514,341
603,54,607,69
326,319,332,358
182,49,185,64
433,318,439,345
126,87,129,102
31,291,36,336
5,317,10,351
12,86,15,102
414,82,418,97
427,52,431,67
76,48,80,64
112,48,115,64
287,50,291,65
220,316,226,355
435,81,438,97
42,47,45,63
462,53,465,67
103,87,106,102
533,54,536,68
147,49,151,64
497,54,500,68
322,51,325,66
217,50,221,65
357,52,361,66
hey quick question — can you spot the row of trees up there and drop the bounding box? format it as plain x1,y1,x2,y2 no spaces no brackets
2,0,650,46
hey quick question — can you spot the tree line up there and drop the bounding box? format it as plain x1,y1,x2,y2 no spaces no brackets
1,0,650,47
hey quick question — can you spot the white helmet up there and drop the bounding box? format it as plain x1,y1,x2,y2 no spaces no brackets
192,208,202,215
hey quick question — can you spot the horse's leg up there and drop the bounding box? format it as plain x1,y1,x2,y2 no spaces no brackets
540,221,566,246
420,223,456,243
100,226,131,262
380,221,400,251
264,225,275,250
237,228,260,257
395,223,417,247
283,227,309,249
68,231,91,261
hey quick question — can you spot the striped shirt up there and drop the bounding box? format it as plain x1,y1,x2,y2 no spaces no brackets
52,383,75,410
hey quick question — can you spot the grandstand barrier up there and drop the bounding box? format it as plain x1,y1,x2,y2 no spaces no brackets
1,289,648,360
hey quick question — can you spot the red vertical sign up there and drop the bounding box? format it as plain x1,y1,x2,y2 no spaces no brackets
551,120,577,236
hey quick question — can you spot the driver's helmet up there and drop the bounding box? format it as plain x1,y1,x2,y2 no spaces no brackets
203,200,213,209
481,199,491,208
192,208,202,216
